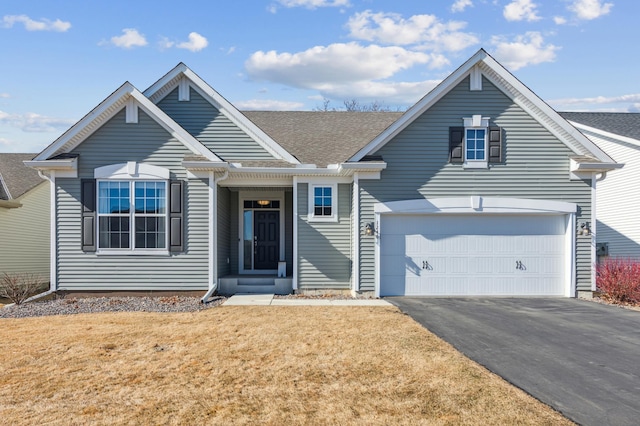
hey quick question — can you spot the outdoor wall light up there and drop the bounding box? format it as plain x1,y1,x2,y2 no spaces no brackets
364,222,375,236
580,222,591,236
257,200,270,206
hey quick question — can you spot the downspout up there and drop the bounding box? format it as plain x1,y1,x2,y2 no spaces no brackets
29,170,57,301
352,173,360,296
292,176,298,291
202,170,228,303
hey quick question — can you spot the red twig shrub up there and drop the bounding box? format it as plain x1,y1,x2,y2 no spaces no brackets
596,258,640,304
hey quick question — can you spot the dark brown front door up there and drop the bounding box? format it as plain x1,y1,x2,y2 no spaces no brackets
254,211,279,270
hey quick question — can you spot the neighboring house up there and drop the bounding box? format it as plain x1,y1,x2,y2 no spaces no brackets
26,49,620,299
560,112,640,258
0,154,50,281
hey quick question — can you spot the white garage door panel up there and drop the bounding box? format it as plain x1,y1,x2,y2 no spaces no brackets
380,214,567,296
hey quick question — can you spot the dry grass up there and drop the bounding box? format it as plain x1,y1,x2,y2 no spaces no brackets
0,306,572,425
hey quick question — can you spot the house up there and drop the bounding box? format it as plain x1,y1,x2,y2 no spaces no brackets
25,49,621,299
560,112,639,259
0,153,50,281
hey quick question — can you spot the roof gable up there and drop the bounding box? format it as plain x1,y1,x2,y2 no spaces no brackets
0,153,44,199
32,83,221,162
144,63,300,164
560,112,640,143
349,49,615,164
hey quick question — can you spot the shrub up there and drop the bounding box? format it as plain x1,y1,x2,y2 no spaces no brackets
0,273,47,305
596,258,640,304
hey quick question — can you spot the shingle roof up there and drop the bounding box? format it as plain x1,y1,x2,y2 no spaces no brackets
0,153,44,200
559,112,640,141
243,111,403,167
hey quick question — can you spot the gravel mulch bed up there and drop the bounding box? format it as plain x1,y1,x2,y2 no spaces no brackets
0,295,227,319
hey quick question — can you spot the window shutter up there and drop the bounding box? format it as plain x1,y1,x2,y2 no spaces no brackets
81,179,97,252
449,127,464,164
169,180,184,253
488,126,502,164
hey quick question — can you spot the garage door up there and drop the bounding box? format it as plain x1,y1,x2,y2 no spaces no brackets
379,214,567,296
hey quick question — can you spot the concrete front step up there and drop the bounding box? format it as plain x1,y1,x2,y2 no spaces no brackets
218,276,293,295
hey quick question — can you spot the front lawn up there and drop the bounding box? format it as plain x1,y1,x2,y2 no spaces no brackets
0,306,571,425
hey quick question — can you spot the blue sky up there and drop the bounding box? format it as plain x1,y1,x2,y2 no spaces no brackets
0,0,635,153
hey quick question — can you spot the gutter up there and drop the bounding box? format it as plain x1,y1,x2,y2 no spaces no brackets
0,199,21,208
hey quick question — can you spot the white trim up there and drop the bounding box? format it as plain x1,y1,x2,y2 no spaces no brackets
32,83,221,163
94,162,170,180
307,182,338,223
95,179,169,255
209,171,216,290
374,197,577,215
591,173,597,292
178,77,190,101
293,177,299,290
125,98,138,123
238,190,285,275
349,49,616,164
352,173,360,294
48,171,57,291
470,65,482,91
296,176,352,184
143,63,300,164
374,196,578,298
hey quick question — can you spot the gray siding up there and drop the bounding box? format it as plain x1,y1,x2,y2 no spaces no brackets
157,88,275,161
359,76,592,292
297,183,352,289
57,109,210,290
0,182,50,281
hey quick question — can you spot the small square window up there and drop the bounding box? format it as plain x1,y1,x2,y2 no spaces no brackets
308,184,337,222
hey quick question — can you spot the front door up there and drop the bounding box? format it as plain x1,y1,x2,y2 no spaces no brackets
253,211,280,270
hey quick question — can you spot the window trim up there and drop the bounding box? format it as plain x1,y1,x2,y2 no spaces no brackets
308,183,338,222
462,115,490,169
94,162,170,255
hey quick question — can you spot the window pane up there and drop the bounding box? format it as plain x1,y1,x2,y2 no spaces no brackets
323,187,331,197
314,187,322,197
99,217,130,248
135,217,166,249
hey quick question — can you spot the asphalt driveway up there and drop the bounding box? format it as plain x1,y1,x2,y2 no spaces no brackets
387,297,640,426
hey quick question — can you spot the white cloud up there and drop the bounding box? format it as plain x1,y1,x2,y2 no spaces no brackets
0,93,9,99
0,111,74,133
0,137,10,146
176,32,208,52
503,0,541,22
346,10,478,52
246,42,432,88
160,32,209,52
549,93,640,111
274,0,349,9
490,32,558,70
451,0,473,13
236,99,305,110
568,0,613,20
554,16,568,24
2,15,71,32
109,29,147,49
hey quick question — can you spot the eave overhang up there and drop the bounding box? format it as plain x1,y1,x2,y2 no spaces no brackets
0,199,21,208
569,157,623,180
24,157,78,171
182,160,386,177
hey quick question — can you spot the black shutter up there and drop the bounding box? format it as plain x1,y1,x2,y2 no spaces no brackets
169,180,184,253
488,126,502,164
81,179,97,252
449,127,464,164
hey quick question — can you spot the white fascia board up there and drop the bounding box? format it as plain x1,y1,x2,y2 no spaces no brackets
32,82,220,162
339,162,387,171
478,55,616,163
144,64,300,164
570,158,624,172
0,199,21,208
34,82,137,161
375,197,577,215
349,49,489,162
24,157,77,171
569,121,640,147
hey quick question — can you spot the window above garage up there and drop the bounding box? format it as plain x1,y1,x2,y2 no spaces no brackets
449,115,502,168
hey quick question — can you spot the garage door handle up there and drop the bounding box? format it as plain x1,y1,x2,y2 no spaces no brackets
422,260,432,270
516,261,526,270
